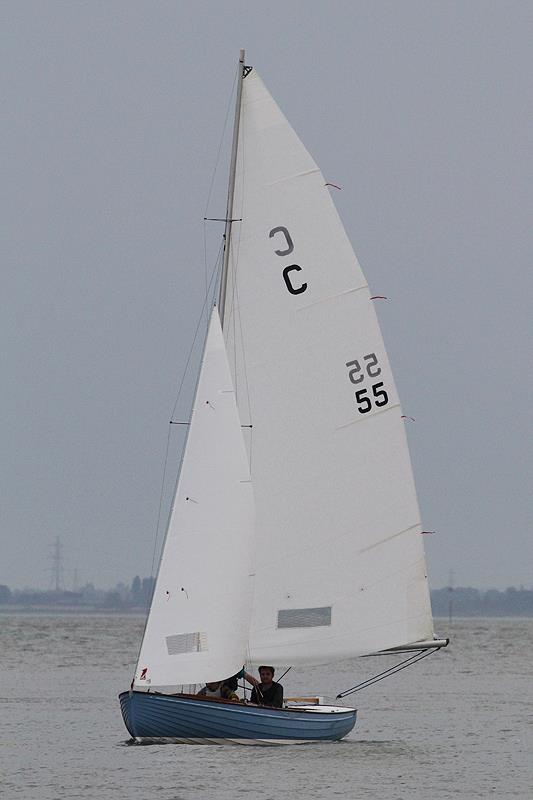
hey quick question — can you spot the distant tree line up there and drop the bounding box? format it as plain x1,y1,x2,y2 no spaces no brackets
1,581,533,615
431,586,533,616
0,575,155,610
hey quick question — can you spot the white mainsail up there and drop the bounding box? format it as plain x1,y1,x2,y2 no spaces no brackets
223,69,434,664
133,308,254,689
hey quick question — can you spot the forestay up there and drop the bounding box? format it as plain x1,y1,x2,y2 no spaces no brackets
223,69,434,664
133,309,254,690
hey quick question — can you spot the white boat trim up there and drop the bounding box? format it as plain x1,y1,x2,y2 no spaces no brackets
283,704,355,714
133,736,343,746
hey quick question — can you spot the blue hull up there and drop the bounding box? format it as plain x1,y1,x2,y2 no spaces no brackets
119,691,356,744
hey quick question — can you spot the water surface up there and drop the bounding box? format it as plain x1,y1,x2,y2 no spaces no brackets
2,615,532,799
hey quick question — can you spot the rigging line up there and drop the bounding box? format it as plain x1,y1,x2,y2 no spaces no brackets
203,65,238,218
134,422,172,677
233,243,251,464
203,222,224,338
148,422,173,586
338,651,426,695
232,122,250,427
224,188,239,394
244,645,254,700
336,647,439,699
170,239,224,421
222,83,245,335
203,220,208,334
337,652,428,697
235,276,254,471
233,212,250,417
203,65,238,337
277,666,292,683
202,216,225,329
225,117,252,469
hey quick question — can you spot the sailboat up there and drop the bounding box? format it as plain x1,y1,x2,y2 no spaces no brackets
119,51,448,745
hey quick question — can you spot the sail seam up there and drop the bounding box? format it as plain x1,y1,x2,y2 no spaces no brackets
336,402,401,430
296,284,369,312
266,167,321,187
357,523,421,554
246,524,422,570
354,557,430,597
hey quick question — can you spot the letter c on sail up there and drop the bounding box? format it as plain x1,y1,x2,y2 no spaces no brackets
269,226,294,256
283,265,308,295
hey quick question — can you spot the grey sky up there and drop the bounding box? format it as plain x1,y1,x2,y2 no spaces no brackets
2,1,531,590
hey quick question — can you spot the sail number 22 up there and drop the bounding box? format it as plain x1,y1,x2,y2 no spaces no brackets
346,353,389,414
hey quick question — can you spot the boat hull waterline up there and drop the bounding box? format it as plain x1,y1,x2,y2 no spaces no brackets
119,691,357,744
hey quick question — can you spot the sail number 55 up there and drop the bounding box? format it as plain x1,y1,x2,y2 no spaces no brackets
346,353,389,414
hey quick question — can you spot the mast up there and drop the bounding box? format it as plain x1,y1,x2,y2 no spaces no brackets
218,49,245,327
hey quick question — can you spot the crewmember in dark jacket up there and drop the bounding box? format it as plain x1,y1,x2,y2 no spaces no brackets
247,666,283,708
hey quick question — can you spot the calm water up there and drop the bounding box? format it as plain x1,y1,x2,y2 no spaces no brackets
1,614,532,799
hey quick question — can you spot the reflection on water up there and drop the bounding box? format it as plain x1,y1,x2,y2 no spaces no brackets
1,615,532,799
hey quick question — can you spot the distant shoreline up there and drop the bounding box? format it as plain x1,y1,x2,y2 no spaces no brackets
1,606,532,618
0,605,146,615
2,583,532,617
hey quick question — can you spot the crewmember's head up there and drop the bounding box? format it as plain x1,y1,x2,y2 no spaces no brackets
258,666,275,686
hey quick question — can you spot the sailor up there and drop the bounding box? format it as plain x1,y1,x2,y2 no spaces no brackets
245,666,284,708
196,681,239,701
